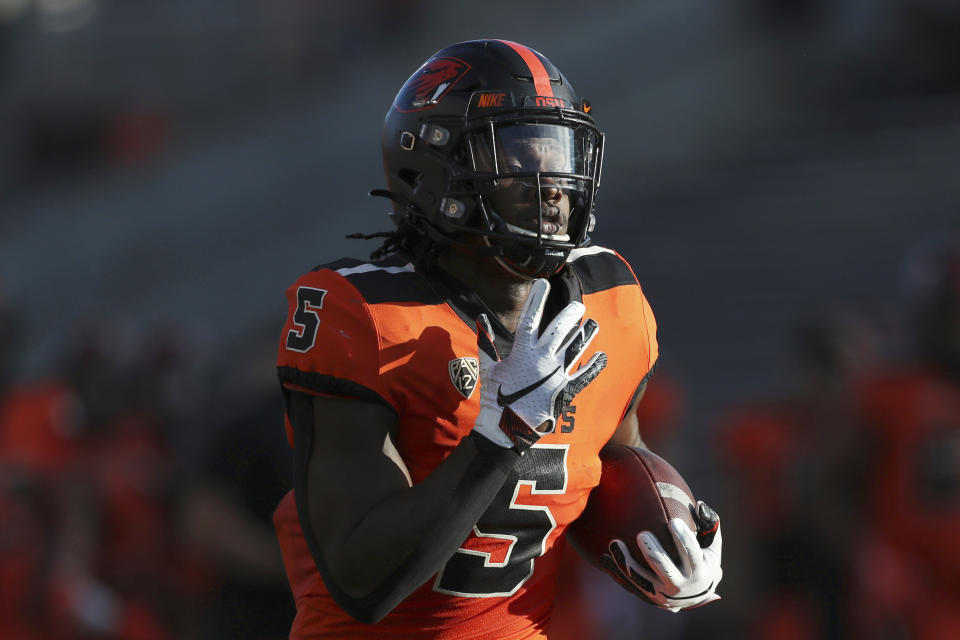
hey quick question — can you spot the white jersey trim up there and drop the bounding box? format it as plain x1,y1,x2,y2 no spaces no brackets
566,246,615,262
335,262,415,277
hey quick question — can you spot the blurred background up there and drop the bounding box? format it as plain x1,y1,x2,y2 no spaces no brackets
0,0,958,638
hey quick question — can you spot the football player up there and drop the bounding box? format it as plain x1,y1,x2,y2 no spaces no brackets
273,40,723,638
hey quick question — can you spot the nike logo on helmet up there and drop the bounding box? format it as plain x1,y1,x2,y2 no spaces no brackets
496,366,561,407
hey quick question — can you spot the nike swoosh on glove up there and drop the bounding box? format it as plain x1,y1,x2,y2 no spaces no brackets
471,278,607,453
601,501,723,612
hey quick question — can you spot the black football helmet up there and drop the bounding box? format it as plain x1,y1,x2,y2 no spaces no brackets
376,39,604,278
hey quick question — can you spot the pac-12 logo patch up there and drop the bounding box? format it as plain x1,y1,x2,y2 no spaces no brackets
395,57,471,112
448,357,479,399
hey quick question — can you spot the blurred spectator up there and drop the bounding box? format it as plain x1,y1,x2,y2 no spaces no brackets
0,383,52,635
0,320,200,639
179,328,294,639
2,303,293,638
0,292,84,638
851,236,960,639
51,324,180,639
717,307,881,639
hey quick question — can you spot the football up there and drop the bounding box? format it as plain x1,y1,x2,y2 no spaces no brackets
568,445,698,570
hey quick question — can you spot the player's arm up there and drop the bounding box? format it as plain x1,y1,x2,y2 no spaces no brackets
289,278,606,624
607,353,659,449
289,390,519,624
606,379,648,449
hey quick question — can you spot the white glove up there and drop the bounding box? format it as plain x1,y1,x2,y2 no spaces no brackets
472,278,607,452
603,501,723,612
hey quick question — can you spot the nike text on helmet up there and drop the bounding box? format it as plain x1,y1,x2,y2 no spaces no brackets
377,40,605,278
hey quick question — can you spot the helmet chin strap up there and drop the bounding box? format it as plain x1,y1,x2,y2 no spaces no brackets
494,255,534,280
484,237,567,279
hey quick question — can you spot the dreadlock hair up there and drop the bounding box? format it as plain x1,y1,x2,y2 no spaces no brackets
346,219,441,266
344,231,402,261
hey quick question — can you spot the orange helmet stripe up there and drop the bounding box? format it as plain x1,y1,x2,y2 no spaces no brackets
497,40,554,98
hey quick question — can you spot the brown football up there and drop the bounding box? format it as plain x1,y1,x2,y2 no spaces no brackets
568,445,697,570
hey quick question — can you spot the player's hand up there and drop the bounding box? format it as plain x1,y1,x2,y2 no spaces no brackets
602,501,723,612
472,278,607,452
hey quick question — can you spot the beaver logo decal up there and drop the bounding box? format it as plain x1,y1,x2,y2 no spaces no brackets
395,57,471,113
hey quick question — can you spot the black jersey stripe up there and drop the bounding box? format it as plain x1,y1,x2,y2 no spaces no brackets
278,366,397,414
567,248,638,294
344,269,443,305
313,256,445,305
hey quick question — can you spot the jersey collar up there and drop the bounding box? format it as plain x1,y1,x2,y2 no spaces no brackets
423,263,583,358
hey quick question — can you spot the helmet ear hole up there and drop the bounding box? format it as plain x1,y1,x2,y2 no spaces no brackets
397,169,422,188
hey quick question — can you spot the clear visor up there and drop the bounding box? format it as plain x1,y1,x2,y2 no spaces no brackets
468,123,597,183
465,123,599,244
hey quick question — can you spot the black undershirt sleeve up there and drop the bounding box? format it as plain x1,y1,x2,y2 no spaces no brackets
286,390,519,624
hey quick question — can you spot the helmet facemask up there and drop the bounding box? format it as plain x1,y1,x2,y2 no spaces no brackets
440,116,603,277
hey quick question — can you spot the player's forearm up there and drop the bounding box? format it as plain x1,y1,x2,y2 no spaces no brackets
318,434,512,592
300,433,519,623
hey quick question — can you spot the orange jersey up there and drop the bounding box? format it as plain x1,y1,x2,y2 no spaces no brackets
274,246,658,639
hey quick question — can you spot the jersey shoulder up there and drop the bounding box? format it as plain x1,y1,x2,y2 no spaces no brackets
568,245,659,380
277,256,424,411
566,245,640,294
